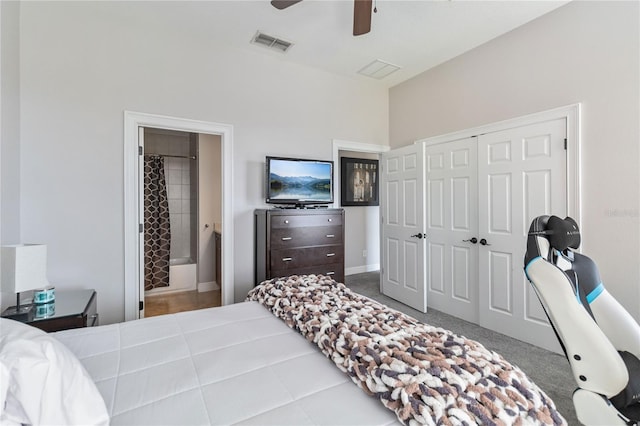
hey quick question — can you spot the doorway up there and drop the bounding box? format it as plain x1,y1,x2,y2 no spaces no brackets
332,140,390,279
123,111,234,321
141,128,222,317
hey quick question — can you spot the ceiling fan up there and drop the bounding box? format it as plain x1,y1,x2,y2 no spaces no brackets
270,0,373,36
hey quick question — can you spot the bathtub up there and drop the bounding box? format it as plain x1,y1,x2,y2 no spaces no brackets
170,257,194,266
145,257,197,295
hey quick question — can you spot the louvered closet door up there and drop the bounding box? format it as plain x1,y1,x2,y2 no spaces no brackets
477,118,567,352
425,138,479,323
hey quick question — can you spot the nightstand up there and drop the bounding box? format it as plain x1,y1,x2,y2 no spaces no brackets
2,289,98,332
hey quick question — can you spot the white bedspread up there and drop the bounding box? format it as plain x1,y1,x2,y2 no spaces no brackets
53,301,400,425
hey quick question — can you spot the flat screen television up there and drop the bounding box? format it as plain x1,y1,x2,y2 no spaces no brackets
266,156,334,206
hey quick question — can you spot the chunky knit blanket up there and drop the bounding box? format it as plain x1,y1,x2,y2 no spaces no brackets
247,274,566,426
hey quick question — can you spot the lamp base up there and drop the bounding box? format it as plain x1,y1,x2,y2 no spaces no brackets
1,304,34,322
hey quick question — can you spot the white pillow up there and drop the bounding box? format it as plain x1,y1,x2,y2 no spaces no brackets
0,318,109,426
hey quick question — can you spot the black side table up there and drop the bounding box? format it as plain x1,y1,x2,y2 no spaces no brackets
2,289,98,332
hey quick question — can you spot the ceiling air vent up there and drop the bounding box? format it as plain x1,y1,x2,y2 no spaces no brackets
357,59,401,80
251,31,293,53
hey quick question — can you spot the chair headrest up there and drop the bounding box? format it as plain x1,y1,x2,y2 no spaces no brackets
525,215,580,267
547,216,581,251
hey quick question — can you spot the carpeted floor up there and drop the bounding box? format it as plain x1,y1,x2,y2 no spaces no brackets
344,271,580,425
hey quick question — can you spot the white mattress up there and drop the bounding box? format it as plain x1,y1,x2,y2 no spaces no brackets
53,301,400,425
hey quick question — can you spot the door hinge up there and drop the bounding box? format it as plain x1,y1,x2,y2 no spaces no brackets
139,301,144,311
138,146,143,155
139,223,143,233
564,138,567,150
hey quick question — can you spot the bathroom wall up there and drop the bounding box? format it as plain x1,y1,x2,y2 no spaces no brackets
198,134,222,291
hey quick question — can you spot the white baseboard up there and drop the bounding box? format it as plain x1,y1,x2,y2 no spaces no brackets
198,281,220,292
345,264,380,276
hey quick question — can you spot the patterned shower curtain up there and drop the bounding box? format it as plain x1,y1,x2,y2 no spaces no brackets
144,156,171,291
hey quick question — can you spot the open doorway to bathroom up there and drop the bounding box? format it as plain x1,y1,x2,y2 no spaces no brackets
123,111,234,321
141,127,222,317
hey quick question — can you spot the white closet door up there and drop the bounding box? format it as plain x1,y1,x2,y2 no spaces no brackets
425,138,479,323
477,118,567,352
381,143,427,312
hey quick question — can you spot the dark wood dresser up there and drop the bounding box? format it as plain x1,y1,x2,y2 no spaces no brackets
255,208,345,284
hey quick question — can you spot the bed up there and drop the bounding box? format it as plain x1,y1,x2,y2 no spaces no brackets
1,275,566,425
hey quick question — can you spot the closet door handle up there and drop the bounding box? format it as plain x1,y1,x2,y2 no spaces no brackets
463,237,478,244
479,238,491,246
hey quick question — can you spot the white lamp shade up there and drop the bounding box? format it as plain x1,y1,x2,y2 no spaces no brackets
1,244,50,293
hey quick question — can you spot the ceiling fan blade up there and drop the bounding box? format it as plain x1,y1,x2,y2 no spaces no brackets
353,0,372,36
271,0,302,10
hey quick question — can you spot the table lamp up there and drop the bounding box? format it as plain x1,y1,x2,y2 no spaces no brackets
1,244,50,320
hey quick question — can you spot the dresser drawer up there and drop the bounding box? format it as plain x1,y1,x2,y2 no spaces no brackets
270,213,343,229
270,225,343,249
271,263,344,283
255,208,345,285
271,245,344,270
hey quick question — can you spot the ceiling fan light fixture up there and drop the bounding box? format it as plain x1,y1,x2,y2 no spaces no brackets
357,59,401,79
251,31,293,53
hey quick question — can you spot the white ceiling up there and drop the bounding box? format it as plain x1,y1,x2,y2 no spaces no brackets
122,0,571,88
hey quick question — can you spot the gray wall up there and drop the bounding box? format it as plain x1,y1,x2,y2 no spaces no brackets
0,1,21,310
1,0,20,245
389,1,640,320
9,2,388,323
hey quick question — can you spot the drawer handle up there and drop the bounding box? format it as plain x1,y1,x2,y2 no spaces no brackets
328,218,332,222
281,237,292,241
326,253,335,257
327,272,335,275
282,257,293,262
284,220,289,224
326,234,335,238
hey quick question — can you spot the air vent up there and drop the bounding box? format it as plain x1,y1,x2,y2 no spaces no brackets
251,31,293,53
357,59,401,79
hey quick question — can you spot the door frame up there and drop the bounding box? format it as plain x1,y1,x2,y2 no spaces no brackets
331,139,390,279
415,103,581,229
124,111,234,321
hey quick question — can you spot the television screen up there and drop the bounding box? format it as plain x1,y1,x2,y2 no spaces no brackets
266,156,333,205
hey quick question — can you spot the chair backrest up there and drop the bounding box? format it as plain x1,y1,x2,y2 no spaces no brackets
524,215,640,399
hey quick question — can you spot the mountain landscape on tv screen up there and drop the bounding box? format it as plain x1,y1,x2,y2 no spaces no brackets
269,173,331,200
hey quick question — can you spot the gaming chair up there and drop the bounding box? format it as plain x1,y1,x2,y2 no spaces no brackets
524,215,640,425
